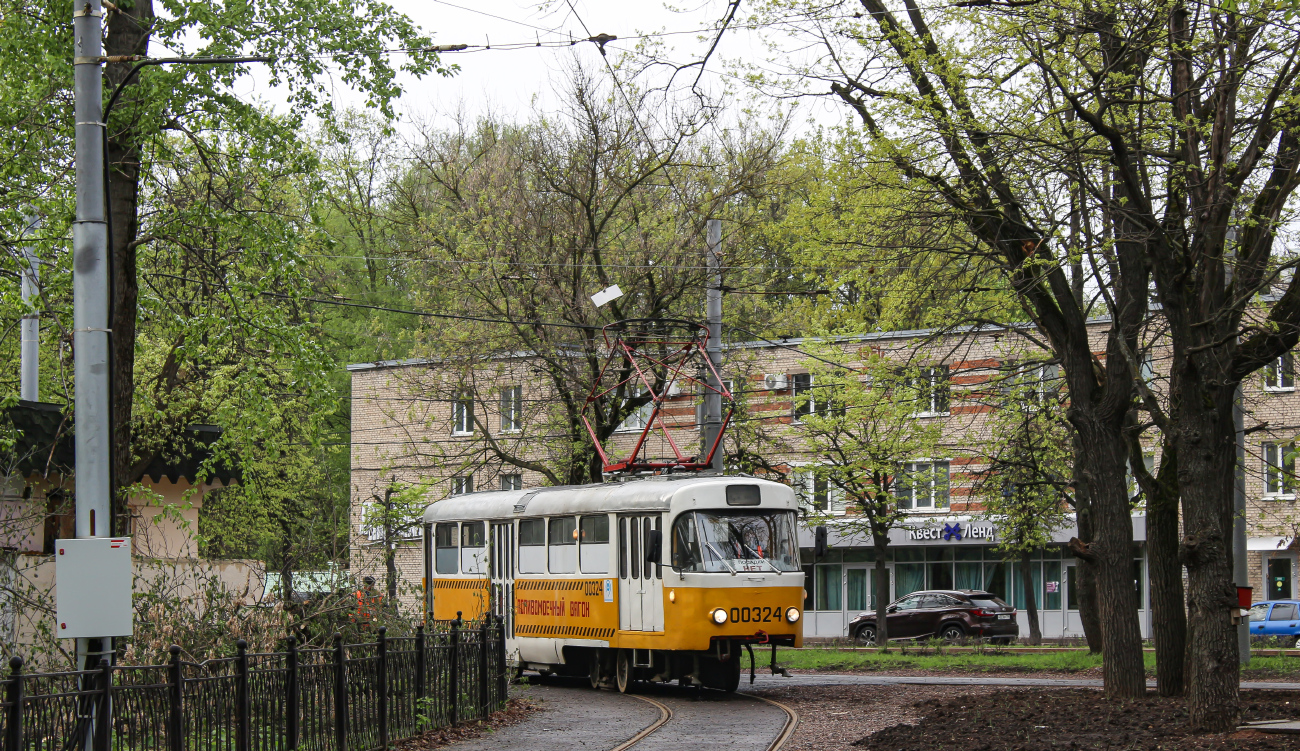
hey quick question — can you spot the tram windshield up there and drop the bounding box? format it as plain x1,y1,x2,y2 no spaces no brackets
671,510,800,573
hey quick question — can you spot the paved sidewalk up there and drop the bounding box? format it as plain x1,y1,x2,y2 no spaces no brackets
744,672,1300,690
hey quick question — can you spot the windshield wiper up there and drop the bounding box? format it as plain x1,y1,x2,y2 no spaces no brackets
704,541,739,575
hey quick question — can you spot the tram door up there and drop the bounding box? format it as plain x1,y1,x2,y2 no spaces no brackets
618,515,664,632
490,522,515,636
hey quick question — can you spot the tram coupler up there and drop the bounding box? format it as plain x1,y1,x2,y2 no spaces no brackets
770,642,791,677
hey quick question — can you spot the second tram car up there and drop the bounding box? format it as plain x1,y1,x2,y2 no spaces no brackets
423,475,804,692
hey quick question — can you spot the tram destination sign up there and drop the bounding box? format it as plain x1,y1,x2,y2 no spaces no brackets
906,522,996,543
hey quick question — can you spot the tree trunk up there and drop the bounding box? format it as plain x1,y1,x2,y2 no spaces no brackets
1071,427,1105,653
1177,383,1240,730
1143,437,1186,696
1021,550,1042,645
104,1,155,532
875,541,891,651
1073,416,1146,697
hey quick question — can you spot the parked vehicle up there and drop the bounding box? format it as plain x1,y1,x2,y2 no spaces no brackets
1247,600,1300,647
847,590,1019,645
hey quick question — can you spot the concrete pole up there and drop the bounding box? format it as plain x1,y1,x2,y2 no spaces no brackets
1235,389,1250,665
702,220,724,472
72,0,113,713
20,213,41,402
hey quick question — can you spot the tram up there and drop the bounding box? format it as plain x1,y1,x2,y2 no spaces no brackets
422,474,804,692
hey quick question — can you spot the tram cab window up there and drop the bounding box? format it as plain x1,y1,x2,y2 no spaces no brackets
549,517,577,573
518,519,545,574
579,515,610,574
434,523,459,574
461,521,487,575
670,509,800,573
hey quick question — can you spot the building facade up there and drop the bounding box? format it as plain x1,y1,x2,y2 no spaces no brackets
348,320,1300,639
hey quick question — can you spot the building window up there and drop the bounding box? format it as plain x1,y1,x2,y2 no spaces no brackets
913,366,950,416
451,475,474,496
794,470,845,515
696,380,734,427
791,373,818,420
500,385,522,432
500,473,522,491
896,461,950,510
618,385,653,432
452,393,474,435
1265,353,1295,391
1264,442,1295,497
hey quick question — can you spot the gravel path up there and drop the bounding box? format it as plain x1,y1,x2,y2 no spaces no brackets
746,673,1300,690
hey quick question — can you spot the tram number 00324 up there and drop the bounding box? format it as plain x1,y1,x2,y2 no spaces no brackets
729,606,781,623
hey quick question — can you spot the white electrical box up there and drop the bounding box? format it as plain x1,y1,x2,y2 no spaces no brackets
55,537,133,639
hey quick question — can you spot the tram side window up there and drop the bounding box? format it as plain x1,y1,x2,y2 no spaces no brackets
435,523,458,574
619,517,628,578
630,517,641,580
549,517,577,573
518,519,545,574
461,521,486,575
579,515,610,574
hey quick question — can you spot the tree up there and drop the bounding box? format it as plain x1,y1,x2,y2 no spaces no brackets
359,476,430,604
791,348,943,649
754,0,1160,700
379,63,788,486
0,0,449,533
972,358,1072,645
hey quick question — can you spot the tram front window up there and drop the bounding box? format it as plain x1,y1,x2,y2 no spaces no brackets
671,510,800,573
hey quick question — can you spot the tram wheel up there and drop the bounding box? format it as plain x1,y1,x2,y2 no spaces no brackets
721,655,741,694
615,649,633,693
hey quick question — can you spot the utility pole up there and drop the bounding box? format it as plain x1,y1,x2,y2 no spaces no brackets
20,213,41,402
1235,390,1250,665
72,0,114,741
701,219,724,472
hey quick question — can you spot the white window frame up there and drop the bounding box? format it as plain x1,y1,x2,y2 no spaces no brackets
791,465,846,515
791,373,816,422
1264,442,1296,498
616,384,654,432
451,394,474,435
450,475,474,496
359,501,422,542
696,379,735,427
499,385,523,432
1265,353,1295,392
896,459,951,511
500,473,523,491
912,366,951,417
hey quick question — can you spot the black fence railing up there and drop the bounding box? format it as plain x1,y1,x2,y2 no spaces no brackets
0,616,508,751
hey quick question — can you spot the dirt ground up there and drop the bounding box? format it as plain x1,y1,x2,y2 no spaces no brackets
748,684,1012,751
757,686,1300,751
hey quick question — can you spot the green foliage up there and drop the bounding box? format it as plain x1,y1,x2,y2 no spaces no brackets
792,347,944,541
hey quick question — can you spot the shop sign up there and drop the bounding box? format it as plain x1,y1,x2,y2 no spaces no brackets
906,522,996,542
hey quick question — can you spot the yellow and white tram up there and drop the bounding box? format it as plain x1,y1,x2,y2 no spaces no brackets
422,475,804,692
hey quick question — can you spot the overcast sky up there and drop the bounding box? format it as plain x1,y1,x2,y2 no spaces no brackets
222,0,845,134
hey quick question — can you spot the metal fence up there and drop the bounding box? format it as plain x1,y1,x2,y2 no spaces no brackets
0,617,508,751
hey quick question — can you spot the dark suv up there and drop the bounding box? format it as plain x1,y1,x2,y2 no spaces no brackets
847,590,1018,645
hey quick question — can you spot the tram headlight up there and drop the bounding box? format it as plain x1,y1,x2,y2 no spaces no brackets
710,608,728,624
786,607,801,623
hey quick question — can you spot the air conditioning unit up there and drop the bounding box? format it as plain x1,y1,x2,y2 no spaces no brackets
763,373,788,391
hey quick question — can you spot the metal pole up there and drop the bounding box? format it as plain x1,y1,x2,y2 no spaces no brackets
73,1,112,746
702,219,723,472
20,213,41,402
1235,388,1250,665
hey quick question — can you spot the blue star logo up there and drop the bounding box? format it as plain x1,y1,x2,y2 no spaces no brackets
941,523,963,542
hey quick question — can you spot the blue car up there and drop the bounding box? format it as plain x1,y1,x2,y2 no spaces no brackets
1248,600,1300,646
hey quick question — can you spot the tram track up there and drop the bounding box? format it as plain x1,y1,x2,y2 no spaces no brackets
609,688,798,751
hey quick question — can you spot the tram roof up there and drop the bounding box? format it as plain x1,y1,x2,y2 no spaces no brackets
422,475,792,523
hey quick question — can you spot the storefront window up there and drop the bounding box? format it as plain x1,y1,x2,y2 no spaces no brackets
816,565,842,610
1010,559,1043,610
1044,560,1062,610
984,560,1007,600
955,561,982,590
1066,565,1077,610
895,563,925,598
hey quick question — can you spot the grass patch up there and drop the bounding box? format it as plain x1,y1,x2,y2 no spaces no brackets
780,648,1300,680
778,646,1104,674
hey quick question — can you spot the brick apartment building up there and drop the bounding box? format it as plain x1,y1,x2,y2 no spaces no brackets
348,319,1300,640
